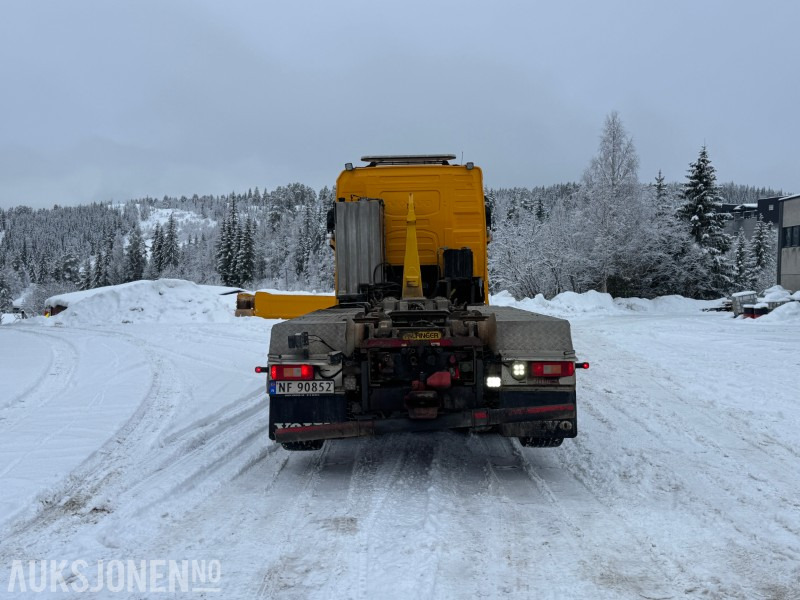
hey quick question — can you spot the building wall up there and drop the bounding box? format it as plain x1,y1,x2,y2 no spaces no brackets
726,217,755,238
757,197,781,224
779,197,800,292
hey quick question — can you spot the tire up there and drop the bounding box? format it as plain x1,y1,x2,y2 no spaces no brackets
518,437,563,448
281,440,325,451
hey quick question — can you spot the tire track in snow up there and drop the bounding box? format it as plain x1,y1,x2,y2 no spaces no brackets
567,317,800,598
0,328,182,550
0,328,79,434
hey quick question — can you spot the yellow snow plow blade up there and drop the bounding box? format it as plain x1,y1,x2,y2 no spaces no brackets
252,291,337,319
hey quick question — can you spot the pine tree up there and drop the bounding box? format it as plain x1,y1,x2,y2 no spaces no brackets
125,225,147,282
0,271,13,312
79,258,93,290
677,146,731,252
296,201,315,277
151,223,164,274
534,196,547,221
92,251,104,288
676,146,733,295
102,231,115,282
215,200,239,286
161,213,180,271
731,232,753,290
235,218,256,286
59,253,80,285
108,231,127,284
750,216,770,271
748,216,777,291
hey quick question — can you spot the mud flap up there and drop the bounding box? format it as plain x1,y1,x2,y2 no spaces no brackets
268,395,347,440
499,390,577,439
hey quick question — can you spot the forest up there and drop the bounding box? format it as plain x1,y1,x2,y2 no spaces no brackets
0,113,783,314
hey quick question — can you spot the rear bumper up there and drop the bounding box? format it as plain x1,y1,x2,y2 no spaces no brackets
273,402,576,444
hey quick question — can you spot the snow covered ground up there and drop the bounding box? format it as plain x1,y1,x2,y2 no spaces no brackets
1,283,799,599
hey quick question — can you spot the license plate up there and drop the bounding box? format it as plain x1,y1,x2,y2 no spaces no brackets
401,330,442,341
270,380,335,395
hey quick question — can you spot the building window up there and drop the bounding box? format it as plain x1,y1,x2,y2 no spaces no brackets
784,227,800,248
769,204,774,211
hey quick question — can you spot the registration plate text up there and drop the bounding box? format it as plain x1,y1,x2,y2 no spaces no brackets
270,380,335,395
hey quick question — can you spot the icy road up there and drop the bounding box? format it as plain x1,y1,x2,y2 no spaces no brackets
1,288,799,599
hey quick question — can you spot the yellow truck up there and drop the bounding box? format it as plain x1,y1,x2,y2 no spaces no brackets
259,155,587,450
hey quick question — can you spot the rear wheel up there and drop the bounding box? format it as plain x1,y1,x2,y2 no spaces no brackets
281,440,325,451
518,437,563,448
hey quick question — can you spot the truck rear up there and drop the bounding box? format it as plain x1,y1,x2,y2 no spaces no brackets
261,155,586,450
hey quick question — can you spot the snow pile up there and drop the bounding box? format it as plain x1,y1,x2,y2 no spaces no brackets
43,279,239,325
757,301,800,322
256,288,335,296
491,290,717,318
761,285,792,303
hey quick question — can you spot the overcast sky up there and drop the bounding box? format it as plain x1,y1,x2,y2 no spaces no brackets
1,0,797,208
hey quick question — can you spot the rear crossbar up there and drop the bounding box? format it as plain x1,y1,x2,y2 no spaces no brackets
273,404,576,443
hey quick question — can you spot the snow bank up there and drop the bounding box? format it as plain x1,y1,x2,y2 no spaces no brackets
42,279,239,326
757,301,800,322
490,290,718,318
256,288,335,296
761,285,792,303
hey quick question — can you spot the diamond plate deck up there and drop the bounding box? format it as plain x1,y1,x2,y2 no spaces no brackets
473,305,575,359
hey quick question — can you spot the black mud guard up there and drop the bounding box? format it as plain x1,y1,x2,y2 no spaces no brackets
268,394,347,440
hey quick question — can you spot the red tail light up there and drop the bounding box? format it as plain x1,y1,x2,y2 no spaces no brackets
269,364,314,380
530,361,575,378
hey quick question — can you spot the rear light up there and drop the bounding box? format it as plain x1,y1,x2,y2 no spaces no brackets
530,361,575,378
510,361,527,379
269,364,314,380
485,376,502,388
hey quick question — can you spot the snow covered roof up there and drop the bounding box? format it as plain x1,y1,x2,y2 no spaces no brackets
779,193,800,202
731,290,757,298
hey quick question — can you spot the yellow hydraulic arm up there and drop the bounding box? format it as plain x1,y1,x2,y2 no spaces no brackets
401,194,424,299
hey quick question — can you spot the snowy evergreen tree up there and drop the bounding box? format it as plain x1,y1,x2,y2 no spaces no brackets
296,200,316,277
215,200,239,286
79,258,93,290
161,213,180,271
107,231,127,285
151,223,164,275
750,216,770,271
654,170,666,202
677,146,731,252
534,196,547,222
235,218,256,285
748,217,777,291
731,232,754,290
0,270,13,312
92,250,105,288
125,225,147,282
676,146,733,295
